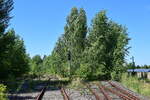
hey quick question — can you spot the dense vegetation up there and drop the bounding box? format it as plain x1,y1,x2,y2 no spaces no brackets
0,0,130,82
0,0,29,98
0,0,29,81
1,0,150,82
43,8,130,81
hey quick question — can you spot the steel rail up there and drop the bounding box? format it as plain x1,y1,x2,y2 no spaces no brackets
97,83,112,100
36,78,51,100
98,83,133,100
86,84,102,100
108,81,140,100
36,87,47,100
60,87,70,100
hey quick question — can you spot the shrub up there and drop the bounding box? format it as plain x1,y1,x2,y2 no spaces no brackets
0,84,7,100
111,71,122,81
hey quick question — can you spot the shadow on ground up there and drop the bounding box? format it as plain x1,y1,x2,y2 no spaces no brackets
7,79,71,100
8,95,36,100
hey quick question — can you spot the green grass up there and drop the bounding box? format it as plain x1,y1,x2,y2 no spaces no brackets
121,73,150,97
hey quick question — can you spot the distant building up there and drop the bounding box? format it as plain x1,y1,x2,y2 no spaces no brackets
127,69,150,79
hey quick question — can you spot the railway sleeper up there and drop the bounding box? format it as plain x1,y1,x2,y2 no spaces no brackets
99,83,134,100
108,81,140,100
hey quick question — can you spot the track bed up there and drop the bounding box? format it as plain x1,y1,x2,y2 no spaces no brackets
8,81,149,100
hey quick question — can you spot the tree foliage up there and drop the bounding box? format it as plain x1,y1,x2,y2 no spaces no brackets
45,7,87,77
81,11,129,80
45,8,130,81
0,0,13,33
0,29,29,79
0,2,130,82
0,0,29,80
30,55,43,74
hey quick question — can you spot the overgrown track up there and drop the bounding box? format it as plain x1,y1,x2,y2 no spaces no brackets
86,84,102,100
108,81,140,100
36,78,51,100
97,83,112,100
98,81,143,100
36,86,47,100
86,82,141,100
60,87,70,100
8,80,145,100
99,83,132,100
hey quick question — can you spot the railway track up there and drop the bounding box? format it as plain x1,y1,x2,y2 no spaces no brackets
85,81,144,100
86,84,102,100
108,81,140,100
38,81,143,100
36,86,47,100
99,82,132,100
97,81,143,100
37,85,70,100
97,83,112,100
9,80,146,100
60,87,70,100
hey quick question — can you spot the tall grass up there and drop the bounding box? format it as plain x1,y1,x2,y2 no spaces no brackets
121,73,150,97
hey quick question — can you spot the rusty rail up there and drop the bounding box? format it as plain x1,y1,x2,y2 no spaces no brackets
97,83,112,100
60,87,70,100
36,87,47,100
36,78,51,100
98,83,133,100
108,81,140,100
86,84,102,100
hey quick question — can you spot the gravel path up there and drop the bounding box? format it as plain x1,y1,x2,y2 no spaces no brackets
42,88,63,100
65,88,95,100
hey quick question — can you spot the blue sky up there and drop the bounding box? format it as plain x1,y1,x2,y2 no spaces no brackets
10,0,150,65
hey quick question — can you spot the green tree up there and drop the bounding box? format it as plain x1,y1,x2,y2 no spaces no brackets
50,35,69,77
82,11,110,80
32,55,43,65
10,30,29,77
0,0,13,34
46,7,87,78
80,11,129,80
0,29,29,79
109,22,129,80
30,55,44,78
0,29,16,79
0,0,14,80
64,7,87,76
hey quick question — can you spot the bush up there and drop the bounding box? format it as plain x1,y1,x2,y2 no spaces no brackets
111,71,122,81
76,63,92,80
0,84,7,100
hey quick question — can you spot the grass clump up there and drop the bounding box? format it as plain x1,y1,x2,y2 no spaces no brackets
67,78,85,89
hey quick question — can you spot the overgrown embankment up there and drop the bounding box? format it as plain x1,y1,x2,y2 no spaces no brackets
121,73,150,97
